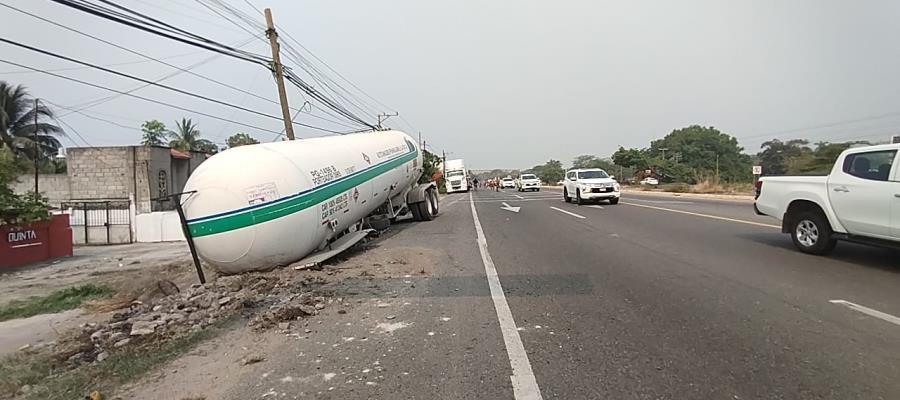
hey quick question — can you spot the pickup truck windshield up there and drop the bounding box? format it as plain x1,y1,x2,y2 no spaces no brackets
578,170,609,179
521,174,537,180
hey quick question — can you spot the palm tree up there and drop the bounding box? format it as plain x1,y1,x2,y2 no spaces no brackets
0,82,64,163
168,117,216,153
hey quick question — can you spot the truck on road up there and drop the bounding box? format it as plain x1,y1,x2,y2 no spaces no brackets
444,159,469,193
755,143,899,254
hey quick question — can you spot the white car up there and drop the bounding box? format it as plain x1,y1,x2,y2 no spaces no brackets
640,177,659,185
563,168,620,205
516,174,541,192
755,143,899,254
501,178,516,189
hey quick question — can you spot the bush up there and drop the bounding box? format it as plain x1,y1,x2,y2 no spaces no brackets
0,148,52,225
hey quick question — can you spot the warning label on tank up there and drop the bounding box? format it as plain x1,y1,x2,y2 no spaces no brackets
320,193,349,222
246,182,279,205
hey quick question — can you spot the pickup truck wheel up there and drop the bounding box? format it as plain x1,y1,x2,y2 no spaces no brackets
563,188,571,203
791,211,837,255
576,189,585,205
608,197,619,205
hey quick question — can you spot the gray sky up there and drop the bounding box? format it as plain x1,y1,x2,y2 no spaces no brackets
3,0,900,170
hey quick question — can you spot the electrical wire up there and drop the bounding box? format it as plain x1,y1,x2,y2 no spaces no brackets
0,37,292,124
0,58,292,137
48,0,269,65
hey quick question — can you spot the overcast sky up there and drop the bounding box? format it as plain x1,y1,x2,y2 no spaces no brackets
3,0,900,169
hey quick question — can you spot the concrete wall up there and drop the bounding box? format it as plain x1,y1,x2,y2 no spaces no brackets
134,211,185,242
67,147,132,200
11,174,71,207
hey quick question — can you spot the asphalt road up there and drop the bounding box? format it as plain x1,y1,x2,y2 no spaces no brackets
225,188,900,399
460,187,900,399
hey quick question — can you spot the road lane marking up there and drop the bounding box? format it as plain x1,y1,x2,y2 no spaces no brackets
550,206,586,219
621,201,779,229
445,196,464,207
829,300,900,326
472,197,560,203
588,205,605,209
470,193,544,400
501,202,521,213
514,194,525,199
628,198,694,204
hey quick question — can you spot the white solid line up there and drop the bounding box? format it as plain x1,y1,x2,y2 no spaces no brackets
829,300,900,326
621,201,780,229
470,193,544,400
514,194,525,199
588,205,605,209
550,206,586,219
628,198,694,204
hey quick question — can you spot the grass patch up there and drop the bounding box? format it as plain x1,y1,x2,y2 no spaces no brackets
0,321,228,400
0,285,114,322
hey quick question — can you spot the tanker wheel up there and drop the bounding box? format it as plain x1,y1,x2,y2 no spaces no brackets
413,188,438,222
427,187,439,216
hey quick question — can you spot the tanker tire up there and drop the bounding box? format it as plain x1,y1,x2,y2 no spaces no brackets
410,203,424,221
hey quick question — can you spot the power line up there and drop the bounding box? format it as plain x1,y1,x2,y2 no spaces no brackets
0,37,293,125
737,111,900,141
0,48,205,75
0,58,291,137
0,3,286,112
48,0,269,65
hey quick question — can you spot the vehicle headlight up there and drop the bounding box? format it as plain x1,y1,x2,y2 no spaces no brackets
613,183,620,191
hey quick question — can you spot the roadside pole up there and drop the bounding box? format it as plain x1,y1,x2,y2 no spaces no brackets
264,8,295,140
33,98,39,195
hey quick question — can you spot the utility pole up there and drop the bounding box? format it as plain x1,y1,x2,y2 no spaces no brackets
264,8,295,140
715,153,720,184
377,112,398,130
33,98,39,196
659,147,668,160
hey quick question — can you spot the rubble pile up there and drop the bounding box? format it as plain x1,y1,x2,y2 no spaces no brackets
53,272,331,365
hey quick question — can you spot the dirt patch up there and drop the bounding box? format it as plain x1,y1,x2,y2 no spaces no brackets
116,326,285,400
0,242,196,309
327,245,439,278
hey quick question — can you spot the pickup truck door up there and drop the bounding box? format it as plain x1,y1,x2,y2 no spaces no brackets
892,154,900,240
827,149,897,239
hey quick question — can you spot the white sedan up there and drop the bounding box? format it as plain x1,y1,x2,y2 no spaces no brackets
501,178,516,189
640,177,659,185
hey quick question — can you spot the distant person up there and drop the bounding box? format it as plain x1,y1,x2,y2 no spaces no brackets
472,177,479,190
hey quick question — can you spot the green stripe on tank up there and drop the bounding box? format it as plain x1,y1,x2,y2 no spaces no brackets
188,150,417,238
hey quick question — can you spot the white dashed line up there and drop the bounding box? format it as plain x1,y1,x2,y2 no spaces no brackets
470,193,544,400
829,300,900,326
550,207,586,219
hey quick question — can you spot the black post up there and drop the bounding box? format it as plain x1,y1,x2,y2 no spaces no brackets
33,98,39,195
82,202,88,244
105,201,111,244
173,193,205,284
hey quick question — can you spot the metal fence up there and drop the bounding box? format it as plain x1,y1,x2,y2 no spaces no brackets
61,199,132,244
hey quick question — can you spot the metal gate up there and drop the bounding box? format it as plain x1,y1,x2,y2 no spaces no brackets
61,199,132,245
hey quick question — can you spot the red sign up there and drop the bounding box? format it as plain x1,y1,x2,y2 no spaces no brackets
1,214,73,269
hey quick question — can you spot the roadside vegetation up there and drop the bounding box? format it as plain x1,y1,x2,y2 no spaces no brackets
0,285,113,322
0,320,226,400
513,125,882,194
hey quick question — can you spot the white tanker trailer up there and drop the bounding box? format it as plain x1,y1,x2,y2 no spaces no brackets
181,130,439,274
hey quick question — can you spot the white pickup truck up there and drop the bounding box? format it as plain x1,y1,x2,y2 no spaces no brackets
754,143,899,254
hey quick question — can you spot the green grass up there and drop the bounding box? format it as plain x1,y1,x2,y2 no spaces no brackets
0,284,114,322
0,321,228,400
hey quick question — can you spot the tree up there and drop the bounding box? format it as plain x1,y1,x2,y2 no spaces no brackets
612,147,649,170
571,154,618,171
0,82,64,164
757,139,810,175
168,118,216,153
537,159,565,183
0,146,50,225
226,132,259,148
140,120,167,146
648,125,752,183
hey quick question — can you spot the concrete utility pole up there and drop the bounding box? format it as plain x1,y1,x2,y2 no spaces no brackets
33,98,39,195
264,8,295,140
